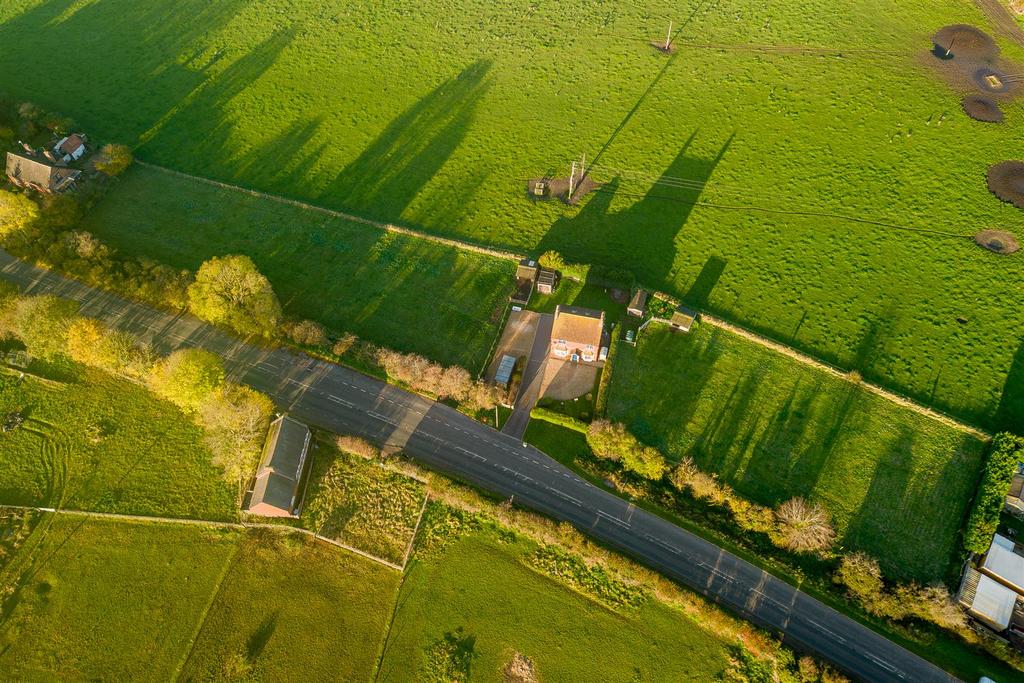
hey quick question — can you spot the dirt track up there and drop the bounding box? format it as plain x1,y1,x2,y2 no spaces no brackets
974,0,1024,44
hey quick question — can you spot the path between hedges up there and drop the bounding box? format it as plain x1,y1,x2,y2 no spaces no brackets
0,503,405,571
134,160,991,442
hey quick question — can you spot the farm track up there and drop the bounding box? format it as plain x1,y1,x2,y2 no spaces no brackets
133,161,990,441
973,0,1024,44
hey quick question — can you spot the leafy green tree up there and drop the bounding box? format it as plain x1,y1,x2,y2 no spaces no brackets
93,143,133,177
586,419,667,480
12,294,79,359
187,255,282,337
66,317,153,379
197,383,274,500
148,348,225,411
964,433,1024,552
0,189,39,242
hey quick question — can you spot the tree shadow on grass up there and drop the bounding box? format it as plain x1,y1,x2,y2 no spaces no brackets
246,611,279,663
995,337,1024,434
323,60,493,222
537,131,734,289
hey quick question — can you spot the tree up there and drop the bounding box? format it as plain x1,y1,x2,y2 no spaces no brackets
187,255,282,337
0,189,39,242
286,319,328,347
538,250,566,271
773,498,835,553
198,383,274,501
12,294,79,359
66,318,153,378
93,143,133,177
148,348,225,411
586,420,667,480
833,552,884,603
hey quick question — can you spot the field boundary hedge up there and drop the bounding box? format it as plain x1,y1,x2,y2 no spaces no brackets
963,434,1024,553
530,406,589,433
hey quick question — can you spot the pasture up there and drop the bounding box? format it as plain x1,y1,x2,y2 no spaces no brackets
608,323,987,581
2,0,1024,424
379,524,733,682
77,166,513,370
0,364,236,520
0,517,399,681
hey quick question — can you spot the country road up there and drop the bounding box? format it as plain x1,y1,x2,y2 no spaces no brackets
0,250,957,683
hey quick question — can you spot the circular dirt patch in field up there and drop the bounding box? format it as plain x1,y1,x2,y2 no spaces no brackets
974,229,1020,254
974,67,1011,93
933,25,999,61
963,95,1005,122
988,161,1024,208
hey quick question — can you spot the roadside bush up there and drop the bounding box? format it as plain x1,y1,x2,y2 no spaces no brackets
331,333,358,357
529,545,646,609
93,143,133,177
66,317,153,379
0,189,39,242
334,434,378,460
374,346,497,409
286,319,328,347
963,433,1024,553
12,294,79,359
833,552,885,606
530,406,588,433
586,420,667,480
187,254,282,338
772,498,835,554
147,348,225,411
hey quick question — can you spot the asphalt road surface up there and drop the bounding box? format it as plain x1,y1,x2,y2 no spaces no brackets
0,250,958,683
501,312,552,439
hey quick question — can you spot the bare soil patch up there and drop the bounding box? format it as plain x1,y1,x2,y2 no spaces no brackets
933,25,999,61
650,40,675,55
526,174,601,205
987,161,1024,208
487,310,539,380
540,360,599,401
962,95,1005,122
974,229,1020,254
503,653,539,683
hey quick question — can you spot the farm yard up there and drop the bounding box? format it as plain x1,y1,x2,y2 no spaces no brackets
77,166,514,371
2,0,1024,426
608,323,987,582
0,362,236,521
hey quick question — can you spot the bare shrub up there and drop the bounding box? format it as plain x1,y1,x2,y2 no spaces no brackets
833,552,884,603
286,319,328,347
332,332,358,357
334,434,379,460
503,653,538,683
773,498,835,553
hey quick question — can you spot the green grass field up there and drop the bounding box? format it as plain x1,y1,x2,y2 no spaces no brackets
2,0,1024,424
0,517,241,680
0,517,400,682
0,364,236,520
379,525,733,682
179,529,400,682
609,323,986,581
77,166,513,370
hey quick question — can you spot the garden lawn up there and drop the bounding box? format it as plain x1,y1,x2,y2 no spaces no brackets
379,527,732,682
302,439,427,565
609,323,986,581
179,529,400,682
3,0,1024,424
0,516,241,681
0,364,236,520
77,166,513,370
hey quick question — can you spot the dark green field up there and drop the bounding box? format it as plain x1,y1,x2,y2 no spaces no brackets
3,0,1024,425
609,323,986,581
0,365,236,520
78,166,513,370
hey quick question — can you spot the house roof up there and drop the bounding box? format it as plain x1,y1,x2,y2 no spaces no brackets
970,572,1019,630
58,134,85,155
516,259,539,281
552,305,604,350
671,305,698,330
982,534,1024,590
628,289,648,311
5,152,79,191
246,414,311,516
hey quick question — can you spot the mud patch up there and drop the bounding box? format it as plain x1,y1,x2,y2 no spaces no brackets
933,25,999,61
963,95,1004,122
974,229,1020,254
988,161,1024,208
526,174,601,204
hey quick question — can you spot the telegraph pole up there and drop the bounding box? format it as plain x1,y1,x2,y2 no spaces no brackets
568,160,577,201
665,20,673,51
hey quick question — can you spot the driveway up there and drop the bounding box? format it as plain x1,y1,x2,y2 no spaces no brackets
501,313,553,439
486,309,539,380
